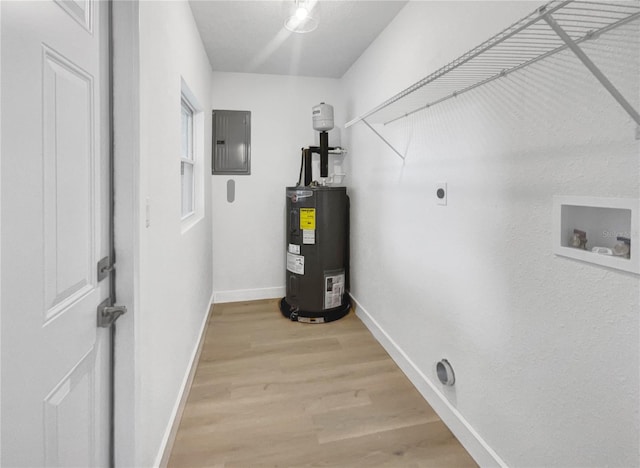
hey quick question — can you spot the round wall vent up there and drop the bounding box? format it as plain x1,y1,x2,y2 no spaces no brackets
436,359,455,386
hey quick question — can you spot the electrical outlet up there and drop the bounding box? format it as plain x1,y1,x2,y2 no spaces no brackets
436,182,447,206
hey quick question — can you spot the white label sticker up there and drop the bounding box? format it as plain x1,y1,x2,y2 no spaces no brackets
288,243,300,255
324,272,345,309
303,229,315,245
298,316,325,324
286,252,304,275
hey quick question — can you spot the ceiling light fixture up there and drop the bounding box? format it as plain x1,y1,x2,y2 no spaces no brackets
295,6,308,20
285,0,318,34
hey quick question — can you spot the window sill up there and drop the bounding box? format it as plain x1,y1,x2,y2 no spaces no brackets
181,211,203,235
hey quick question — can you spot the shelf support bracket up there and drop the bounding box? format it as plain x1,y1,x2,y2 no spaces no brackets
543,13,640,134
362,119,405,160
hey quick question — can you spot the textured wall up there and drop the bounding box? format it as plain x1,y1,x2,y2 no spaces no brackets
137,2,213,465
341,1,639,466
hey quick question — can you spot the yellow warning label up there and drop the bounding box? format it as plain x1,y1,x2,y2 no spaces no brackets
299,208,316,230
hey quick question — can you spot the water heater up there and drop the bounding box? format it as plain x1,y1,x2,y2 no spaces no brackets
280,104,350,323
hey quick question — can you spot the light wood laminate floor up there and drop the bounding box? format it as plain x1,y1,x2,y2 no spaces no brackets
168,299,476,467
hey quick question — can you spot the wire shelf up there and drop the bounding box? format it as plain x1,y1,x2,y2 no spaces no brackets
345,0,640,129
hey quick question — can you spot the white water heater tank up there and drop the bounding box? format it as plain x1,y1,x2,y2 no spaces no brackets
312,102,334,132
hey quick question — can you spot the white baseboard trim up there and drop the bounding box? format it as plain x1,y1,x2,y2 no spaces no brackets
351,294,507,468
213,286,285,304
154,290,215,468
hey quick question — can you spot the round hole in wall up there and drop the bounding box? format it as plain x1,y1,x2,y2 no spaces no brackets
436,188,446,199
436,359,455,386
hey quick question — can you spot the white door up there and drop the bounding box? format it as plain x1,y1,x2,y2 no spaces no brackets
1,0,111,466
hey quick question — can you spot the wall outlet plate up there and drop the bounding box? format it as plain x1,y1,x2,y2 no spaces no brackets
436,182,447,206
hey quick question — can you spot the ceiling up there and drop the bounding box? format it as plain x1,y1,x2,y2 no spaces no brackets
188,0,408,78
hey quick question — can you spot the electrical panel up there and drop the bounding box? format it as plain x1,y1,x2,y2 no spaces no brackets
212,110,251,175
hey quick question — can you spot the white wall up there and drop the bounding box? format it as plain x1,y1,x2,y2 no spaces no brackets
0,3,3,462
210,72,342,302
342,2,639,467
131,1,213,466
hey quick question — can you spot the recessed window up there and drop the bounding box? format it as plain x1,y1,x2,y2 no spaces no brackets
180,78,204,232
181,97,195,219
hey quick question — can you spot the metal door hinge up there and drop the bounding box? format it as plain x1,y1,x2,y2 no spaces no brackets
97,298,127,328
97,256,113,282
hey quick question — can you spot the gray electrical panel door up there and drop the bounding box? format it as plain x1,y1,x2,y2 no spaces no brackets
212,110,251,175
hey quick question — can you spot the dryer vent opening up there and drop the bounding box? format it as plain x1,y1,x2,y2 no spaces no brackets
437,359,455,386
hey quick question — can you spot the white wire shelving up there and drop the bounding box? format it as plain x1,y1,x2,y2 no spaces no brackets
345,0,640,159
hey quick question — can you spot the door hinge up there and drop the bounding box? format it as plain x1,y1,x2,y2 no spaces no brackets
97,256,113,282
97,298,127,328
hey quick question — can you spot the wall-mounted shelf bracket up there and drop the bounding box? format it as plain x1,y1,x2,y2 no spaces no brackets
542,11,640,137
362,119,405,160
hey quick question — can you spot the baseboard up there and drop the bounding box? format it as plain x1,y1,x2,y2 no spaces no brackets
155,291,215,468
213,286,285,304
350,294,507,468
